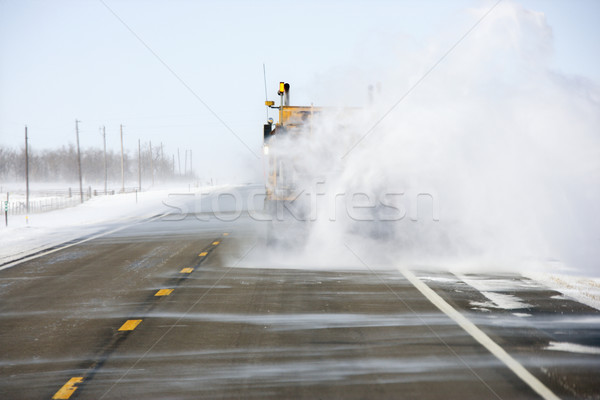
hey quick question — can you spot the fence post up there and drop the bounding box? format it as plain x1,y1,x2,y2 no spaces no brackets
4,192,8,226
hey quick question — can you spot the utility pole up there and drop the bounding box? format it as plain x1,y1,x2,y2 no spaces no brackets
25,126,29,213
138,139,142,191
184,149,188,176
149,140,154,185
160,142,164,180
102,126,107,195
172,154,175,175
120,124,124,193
177,148,181,175
75,120,83,203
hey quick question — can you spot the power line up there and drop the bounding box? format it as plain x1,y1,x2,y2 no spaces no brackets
98,0,260,159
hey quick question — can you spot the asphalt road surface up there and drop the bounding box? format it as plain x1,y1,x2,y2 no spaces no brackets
1,198,599,399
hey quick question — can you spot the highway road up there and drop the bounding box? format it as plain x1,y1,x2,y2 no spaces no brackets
1,192,599,399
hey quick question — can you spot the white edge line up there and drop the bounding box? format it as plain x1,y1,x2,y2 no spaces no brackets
0,212,169,272
397,266,561,400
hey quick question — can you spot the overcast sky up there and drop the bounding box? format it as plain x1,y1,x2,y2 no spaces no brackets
1,0,599,183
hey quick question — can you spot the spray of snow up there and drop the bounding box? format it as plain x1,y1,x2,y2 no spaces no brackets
251,2,600,278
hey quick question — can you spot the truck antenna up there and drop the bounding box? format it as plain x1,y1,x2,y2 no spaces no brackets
263,63,269,120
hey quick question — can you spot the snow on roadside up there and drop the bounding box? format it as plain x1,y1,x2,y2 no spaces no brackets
0,186,201,266
526,272,600,312
456,272,600,313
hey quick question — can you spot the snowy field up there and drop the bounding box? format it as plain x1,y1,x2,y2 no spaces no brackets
0,184,202,266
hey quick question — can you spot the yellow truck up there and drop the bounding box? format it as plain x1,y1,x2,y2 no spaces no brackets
263,82,323,205
262,82,363,244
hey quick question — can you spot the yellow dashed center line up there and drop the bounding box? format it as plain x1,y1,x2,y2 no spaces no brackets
53,377,83,399
118,319,142,331
54,235,233,400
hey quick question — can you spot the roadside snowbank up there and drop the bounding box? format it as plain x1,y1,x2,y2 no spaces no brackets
0,188,182,265
526,272,600,312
